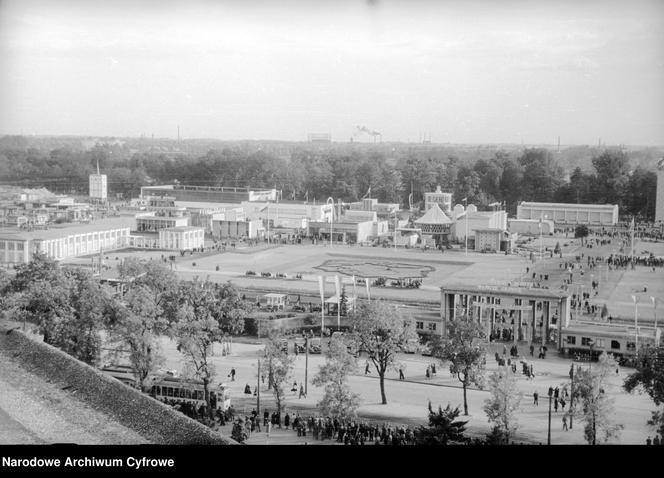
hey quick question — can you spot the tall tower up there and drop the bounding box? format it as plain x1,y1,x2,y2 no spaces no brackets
89,159,108,201
656,158,664,222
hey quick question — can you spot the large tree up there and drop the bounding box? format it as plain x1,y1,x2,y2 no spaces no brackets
263,335,295,422
312,335,361,420
571,352,623,445
591,150,630,205
483,366,523,444
431,319,487,415
347,300,418,405
623,346,664,436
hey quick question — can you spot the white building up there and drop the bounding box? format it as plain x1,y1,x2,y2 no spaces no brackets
158,226,205,251
424,186,453,213
508,218,555,235
0,219,132,264
517,201,618,226
241,201,333,229
89,163,108,201
452,210,508,242
656,159,664,222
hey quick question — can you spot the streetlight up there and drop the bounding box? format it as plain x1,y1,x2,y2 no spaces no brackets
569,363,575,430
327,197,334,247
631,295,639,351
547,386,553,445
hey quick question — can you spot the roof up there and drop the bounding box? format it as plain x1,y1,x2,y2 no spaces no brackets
414,203,452,225
519,202,618,210
160,226,204,232
0,216,134,241
263,293,286,299
441,284,569,300
325,295,356,304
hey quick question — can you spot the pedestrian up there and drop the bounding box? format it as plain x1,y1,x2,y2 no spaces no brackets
562,415,568,431
431,363,436,375
646,436,652,445
503,344,507,356
229,368,236,381
654,435,661,446
299,384,305,399
291,381,298,394
244,383,252,395
399,368,405,380
533,391,539,405
267,421,271,437
365,361,371,374
529,344,534,356
554,398,559,412
425,366,431,379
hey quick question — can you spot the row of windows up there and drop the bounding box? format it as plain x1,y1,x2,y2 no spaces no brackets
566,336,636,351
151,385,210,401
415,321,437,331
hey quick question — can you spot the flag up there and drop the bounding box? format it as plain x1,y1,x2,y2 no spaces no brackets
334,275,341,304
318,276,325,303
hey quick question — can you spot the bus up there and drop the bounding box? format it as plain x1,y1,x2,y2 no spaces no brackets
149,376,231,411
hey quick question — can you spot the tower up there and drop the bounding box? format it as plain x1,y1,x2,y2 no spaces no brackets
656,158,664,222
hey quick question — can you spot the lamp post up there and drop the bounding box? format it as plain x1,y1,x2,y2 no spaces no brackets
327,197,334,247
304,336,309,396
631,295,639,351
547,386,553,445
569,363,574,429
257,358,261,415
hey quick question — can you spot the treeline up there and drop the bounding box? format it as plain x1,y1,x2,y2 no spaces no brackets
0,136,658,219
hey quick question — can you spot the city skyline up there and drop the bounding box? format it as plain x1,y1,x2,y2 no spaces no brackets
1,0,663,146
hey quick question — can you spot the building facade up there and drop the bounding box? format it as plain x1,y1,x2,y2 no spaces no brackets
424,186,453,213
89,174,108,200
158,227,205,250
517,201,618,226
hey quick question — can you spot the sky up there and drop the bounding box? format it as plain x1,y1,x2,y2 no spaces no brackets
0,0,663,145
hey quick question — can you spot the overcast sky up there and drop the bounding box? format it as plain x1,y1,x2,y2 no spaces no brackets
0,0,662,145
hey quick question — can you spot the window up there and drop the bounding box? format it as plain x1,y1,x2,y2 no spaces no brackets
595,339,604,348
167,387,173,397
626,342,636,351
566,336,576,345
416,321,424,330
611,340,621,350
581,337,592,346
427,323,437,331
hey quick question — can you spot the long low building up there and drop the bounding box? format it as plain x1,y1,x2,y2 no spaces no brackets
517,201,619,226
0,217,133,264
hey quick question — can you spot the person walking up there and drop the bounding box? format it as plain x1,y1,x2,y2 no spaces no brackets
533,391,539,406
562,415,568,431
299,384,306,399
229,368,236,381
399,368,405,380
365,361,371,375
646,436,652,445
425,366,431,379
653,435,661,445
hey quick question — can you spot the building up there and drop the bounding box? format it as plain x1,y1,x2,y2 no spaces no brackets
656,158,664,222
212,219,262,240
158,226,205,251
135,211,189,232
414,203,453,246
516,201,618,226
451,209,508,242
440,285,572,349
140,185,278,204
424,186,453,213
508,218,555,235
0,217,133,264
89,163,108,201
348,198,399,217
308,219,374,243
474,228,508,252
242,200,333,229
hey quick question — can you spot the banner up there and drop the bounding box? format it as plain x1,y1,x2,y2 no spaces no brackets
334,275,341,303
318,276,325,303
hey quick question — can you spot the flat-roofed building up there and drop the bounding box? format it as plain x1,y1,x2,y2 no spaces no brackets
424,186,453,213
159,226,205,250
0,217,133,264
135,212,189,232
212,219,262,240
508,218,555,235
452,210,508,241
141,185,278,204
517,201,618,226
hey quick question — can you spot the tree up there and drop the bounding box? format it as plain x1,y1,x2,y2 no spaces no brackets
483,366,523,444
414,402,468,445
170,282,225,415
312,336,361,420
575,224,589,245
591,150,630,206
431,319,486,415
624,346,664,436
347,300,418,404
518,149,564,203
263,335,295,421
571,352,623,444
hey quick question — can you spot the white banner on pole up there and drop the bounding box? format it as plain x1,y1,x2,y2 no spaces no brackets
318,275,325,303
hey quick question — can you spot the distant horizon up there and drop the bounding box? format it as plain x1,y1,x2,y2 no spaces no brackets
1,132,662,150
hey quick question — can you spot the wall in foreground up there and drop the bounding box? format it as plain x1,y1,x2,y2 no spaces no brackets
0,326,235,445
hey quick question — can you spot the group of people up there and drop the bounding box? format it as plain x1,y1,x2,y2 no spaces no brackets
532,386,571,430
